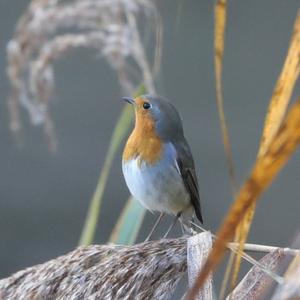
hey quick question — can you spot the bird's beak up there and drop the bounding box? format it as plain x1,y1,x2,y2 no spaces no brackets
122,97,135,105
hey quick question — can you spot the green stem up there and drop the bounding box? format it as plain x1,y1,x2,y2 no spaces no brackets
78,84,145,246
109,197,146,245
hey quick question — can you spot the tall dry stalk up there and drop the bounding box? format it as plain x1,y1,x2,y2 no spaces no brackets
188,11,300,300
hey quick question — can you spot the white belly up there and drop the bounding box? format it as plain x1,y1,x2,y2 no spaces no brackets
122,145,191,216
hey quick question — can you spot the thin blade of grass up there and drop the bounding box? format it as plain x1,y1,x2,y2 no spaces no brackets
220,210,255,299
214,0,236,194
220,245,236,299
271,252,300,299
271,234,300,299
153,14,163,79
227,249,285,300
187,96,300,300
230,11,300,289
230,207,255,291
78,105,133,246
78,84,146,246
109,197,146,245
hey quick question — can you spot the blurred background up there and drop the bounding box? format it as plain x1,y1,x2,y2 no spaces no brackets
0,0,300,285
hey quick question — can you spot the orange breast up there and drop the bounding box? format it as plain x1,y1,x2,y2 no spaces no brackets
123,109,163,165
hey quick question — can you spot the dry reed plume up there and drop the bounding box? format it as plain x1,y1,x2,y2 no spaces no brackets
1,233,297,300
7,0,158,151
0,239,187,300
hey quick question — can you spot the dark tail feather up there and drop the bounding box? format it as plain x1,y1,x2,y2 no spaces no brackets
194,204,203,224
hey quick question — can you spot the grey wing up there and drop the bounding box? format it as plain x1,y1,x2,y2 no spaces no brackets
173,140,203,223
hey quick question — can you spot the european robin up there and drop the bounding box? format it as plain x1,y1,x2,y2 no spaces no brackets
122,95,203,239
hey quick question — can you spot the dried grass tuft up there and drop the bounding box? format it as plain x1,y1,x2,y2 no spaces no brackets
0,239,186,300
0,233,298,299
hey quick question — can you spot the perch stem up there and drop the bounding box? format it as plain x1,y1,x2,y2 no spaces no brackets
190,221,298,284
190,221,299,256
232,242,299,256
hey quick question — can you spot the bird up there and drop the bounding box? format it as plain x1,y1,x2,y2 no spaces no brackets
122,94,203,240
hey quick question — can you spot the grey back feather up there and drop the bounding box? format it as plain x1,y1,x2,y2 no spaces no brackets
174,140,203,223
142,94,184,141
142,95,203,223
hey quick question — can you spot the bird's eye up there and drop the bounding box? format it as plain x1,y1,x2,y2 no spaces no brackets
143,102,151,110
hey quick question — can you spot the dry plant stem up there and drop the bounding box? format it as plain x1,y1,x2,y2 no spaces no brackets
187,95,300,299
230,206,256,290
153,14,163,77
258,11,300,158
220,246,236,300
234,243,299,256
189,12,300,290
190,221,299,256
227,245,284,284
227,249,285,300
214,0,237,194
214,1,238,293
126,12,155,94
271,252,300,300
189,223,286,285
230,8,300,292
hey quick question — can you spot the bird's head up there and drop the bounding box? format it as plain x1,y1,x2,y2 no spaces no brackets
122,94,184,141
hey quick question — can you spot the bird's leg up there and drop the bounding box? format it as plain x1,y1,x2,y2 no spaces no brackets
179,221,185,235
179,216,197,235
145,212,165,242
163,212,181,239
190,217,198,235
